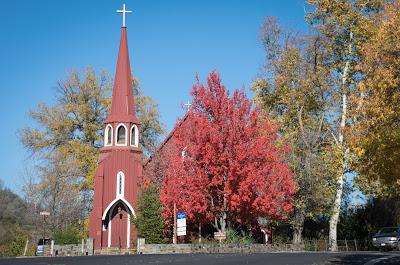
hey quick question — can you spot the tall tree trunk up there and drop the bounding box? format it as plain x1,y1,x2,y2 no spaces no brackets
328,159,345,251
221,172,228,233
328,80,348,252
292,207,305,244
329,33,352,250
221,193,227,233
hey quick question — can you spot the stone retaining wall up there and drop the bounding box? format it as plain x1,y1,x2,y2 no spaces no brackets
51,239,94,256
53,244,85,256
137,243,303,254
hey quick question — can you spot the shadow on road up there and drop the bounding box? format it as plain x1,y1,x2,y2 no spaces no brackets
326,252,400,265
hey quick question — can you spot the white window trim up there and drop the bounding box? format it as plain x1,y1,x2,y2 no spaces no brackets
104,124,113,147
102,198,136,220
116,171,125,199
107,203,116,247
127,210,131,248
130,124,139,147
115,123,128,146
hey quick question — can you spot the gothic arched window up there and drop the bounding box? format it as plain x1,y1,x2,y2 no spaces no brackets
130,125,139,147
116,124,127,145
104,125,113,146
116,171,125,198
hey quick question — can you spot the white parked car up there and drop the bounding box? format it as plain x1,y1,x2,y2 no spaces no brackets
372,227,400,251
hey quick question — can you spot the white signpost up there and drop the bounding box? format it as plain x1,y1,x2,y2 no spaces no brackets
176,212,186,236
39,211,50,255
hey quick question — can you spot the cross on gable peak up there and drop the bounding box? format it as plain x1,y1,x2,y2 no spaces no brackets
184,101,192,112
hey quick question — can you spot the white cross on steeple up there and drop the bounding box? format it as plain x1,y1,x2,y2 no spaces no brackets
117,3,132,27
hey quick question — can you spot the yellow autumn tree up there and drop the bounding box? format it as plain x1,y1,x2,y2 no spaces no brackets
351,1,400,197
307,0,384,251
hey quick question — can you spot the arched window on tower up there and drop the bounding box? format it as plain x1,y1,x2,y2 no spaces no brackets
104,125,113,146
130,125,139,147
116,171,125,198
116,124,127,145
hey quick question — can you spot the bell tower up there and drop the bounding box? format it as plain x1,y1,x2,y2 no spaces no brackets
89,3,142,249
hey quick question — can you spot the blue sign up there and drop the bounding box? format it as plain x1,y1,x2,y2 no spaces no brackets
177,212,186,219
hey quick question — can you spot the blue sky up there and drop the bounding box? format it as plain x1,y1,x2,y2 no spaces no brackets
0,0,309,192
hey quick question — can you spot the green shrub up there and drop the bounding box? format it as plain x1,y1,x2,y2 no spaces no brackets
53,226,82,245
224,228,254,244
0,225,28,257
132,185,166,244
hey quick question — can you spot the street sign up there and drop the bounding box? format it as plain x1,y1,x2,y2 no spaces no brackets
40,211,50,216
176,212,186,236
177,212,186,219
177,227,186,236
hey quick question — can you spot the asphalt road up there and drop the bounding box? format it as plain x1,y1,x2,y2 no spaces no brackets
1,252,400,265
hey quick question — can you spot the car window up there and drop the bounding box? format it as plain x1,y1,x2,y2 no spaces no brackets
37,239,51,245
378,227,399,234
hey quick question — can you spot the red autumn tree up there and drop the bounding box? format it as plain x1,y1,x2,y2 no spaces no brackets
160,71,295,234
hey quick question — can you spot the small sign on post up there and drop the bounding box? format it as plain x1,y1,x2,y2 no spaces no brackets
214,231,226,242
39,211,50,248
176,212,186,236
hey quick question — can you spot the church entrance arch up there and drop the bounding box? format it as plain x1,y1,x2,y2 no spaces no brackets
103,199,134,248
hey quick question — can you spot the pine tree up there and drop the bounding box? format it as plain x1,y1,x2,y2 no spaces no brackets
133,184,165,244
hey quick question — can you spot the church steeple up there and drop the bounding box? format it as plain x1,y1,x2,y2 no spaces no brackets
103,4,140,149
105,26,139,124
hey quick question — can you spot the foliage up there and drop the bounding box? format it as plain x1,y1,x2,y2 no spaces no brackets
307,0,383,79
253,16,333,243
53,225,83,245
0,183,32,257
19,69,110,189
0,182,30,226
135,92,165,157
132,184,166,244
224,228,254,244
350,1,400,197
0,225,27,257
23,152,83,235
161,72,295,234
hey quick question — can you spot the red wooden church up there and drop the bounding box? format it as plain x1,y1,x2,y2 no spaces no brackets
89,4,142,250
